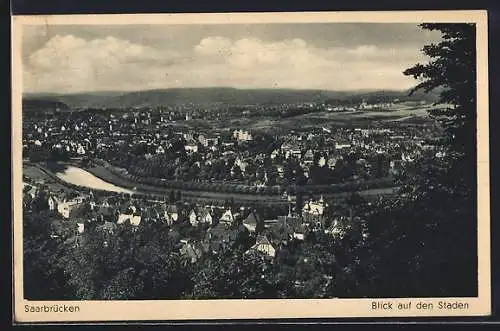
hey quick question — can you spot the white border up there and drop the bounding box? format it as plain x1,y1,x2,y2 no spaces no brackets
12,10,490,322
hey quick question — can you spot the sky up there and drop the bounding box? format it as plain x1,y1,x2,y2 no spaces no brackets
21,23,443,94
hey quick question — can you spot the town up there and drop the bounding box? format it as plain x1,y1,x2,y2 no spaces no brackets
22,97,446,272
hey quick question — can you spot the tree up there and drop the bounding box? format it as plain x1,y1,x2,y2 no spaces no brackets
23,210,74,299
190,249,277,299
403,23,476,193
175,190,182,202
359,23,479,297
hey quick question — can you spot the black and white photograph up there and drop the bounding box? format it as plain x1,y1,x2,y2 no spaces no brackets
12,11,490,321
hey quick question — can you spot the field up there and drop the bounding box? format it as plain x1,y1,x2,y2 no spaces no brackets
213,105,434,132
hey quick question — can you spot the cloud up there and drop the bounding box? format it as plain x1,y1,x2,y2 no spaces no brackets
23,34,428,93
24,34,181,93
188,37,423,90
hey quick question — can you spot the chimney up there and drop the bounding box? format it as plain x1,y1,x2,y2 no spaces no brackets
349,208,353,223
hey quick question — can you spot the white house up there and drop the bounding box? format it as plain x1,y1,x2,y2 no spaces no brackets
302,195,328,218
47,196,58,211
77,223,85,234
247,235,276,257
185,144,198,153
188,209,198,226
76,145,86,155
219,209,234,224
156,145,165,154
189,208,213,227
117,213,142,227
233,129,253,141
57,198,85,219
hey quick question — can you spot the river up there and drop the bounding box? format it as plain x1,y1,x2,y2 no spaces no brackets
52,164,397,202
55,166,135,194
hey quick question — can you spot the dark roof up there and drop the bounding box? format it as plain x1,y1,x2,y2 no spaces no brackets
166,204,178,214
196,207,211,218
243,211,261,226
255,235,272,245
269,221,294,240
294,223,309,234
277,216,301,228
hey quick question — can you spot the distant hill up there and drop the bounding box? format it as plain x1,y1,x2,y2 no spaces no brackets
22,99,70,113
23,87,442,110
325,88,442,105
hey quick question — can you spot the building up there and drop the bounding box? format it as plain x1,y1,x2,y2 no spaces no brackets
219,208,235,224
117,206,142,226
189,207,213,227
156,145,165,154
302,195,328,226
164,204,179,225
185,144,198,153
303,196,327,217
233,129,253,142
242,211,262,233
56,196,86,219
247,235,276,258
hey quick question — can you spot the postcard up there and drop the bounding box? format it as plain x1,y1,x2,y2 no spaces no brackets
11,10,490,323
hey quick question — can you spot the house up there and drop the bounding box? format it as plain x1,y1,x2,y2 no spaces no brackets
117,212,142,227
293,224,308,241
280,142,295,153
185,143,198,153
156,145,165,154
270,149,280,159
188,209,198,226
247,235,276,258
198,134,208,147
197,207,213,225
268,216,299,244
327,156,340,169
234,157,248,173
76,144,86,155
303,149,314,160
233,129,253,141
188,207,213,227
47,195,58,211
57,196,86,219
302,195,328,220
242,211,262,233
165,204,179,223
76,222,85,234
263,219,278,229
205,223,243,253
219,208,234,224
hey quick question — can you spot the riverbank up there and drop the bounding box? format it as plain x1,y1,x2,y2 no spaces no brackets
26,161,399,204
